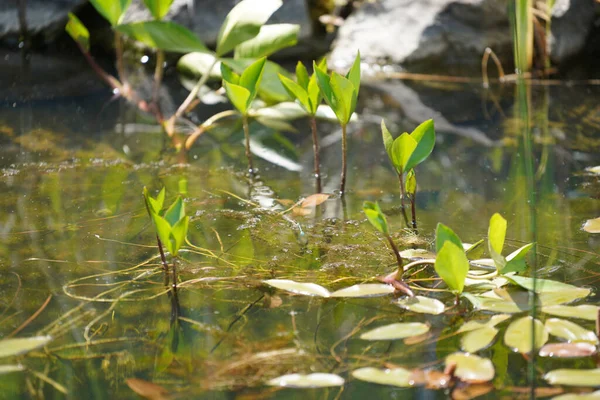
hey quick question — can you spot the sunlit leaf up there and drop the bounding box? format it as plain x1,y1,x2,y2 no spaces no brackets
234,24,299,59
90,0,132,26
458,314,511,333
296,61,309,89
363,201,389,235
395,296,445,315
222,81,251,114
351,367,412,387
151,213,172,253
381,120,394,161
404,119,435,172
144,187,165,215
216,0,282,56
116,21,207,53
461,326,499,353
545,369,600,387
405,169,416,196
170,216,189,256
539,342,597,358
126,378,169,400
301,194,330,208
488,213,507,271
264,279,330,297
445,353,494,383
583,218,600,233
330,284,394,298
278,75,309,111
329,72,355,124
539,290,592,307
391,133,417,174
360,322,430,341
345,52,361,97
504,316,548,353
502,242,534,273
0,336,52,358
435,223,463,254
239,57,267,99
142,0,174,20
545,318,598,343
0,365,24,374
164,196,185,227
434,241,469,294
267,373,344,388
463,293,528,313
65,13,90,52
542,305,600,321
508,275,591,298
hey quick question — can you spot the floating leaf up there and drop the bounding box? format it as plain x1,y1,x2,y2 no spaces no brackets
126,378,169,400
434,241,469,294
461,326,499,353
542,305,600,321
264,279,330,297
583,218,600,233
539,342,597,358
545,318,598,343
553,391,600,400
458,314,511,333
267,373,344,388
234,24,299,59
360,322,430,341
463,293,527,313
330,284,394,298
504,316,548,353
508,275,590,297
381,120,394,161
351,367,412,387
65,13,90,52
0,336,52,358
116,21,208,53
363,201,389,235
216,0,282,56
540,290,591,307
0,365,24,374
395,296,445,315
300,194,330,208
90,0,132,26
445,353,494,383
545,369,600,387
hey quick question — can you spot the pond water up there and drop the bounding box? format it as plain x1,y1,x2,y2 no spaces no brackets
1,56,600,399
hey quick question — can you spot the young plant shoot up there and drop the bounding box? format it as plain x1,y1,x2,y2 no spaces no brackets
381,119,436,231
487,213,534,274
363,201,413,296
434,223,470,303
221,57,267,174
314,53,361,195
278,60,326,192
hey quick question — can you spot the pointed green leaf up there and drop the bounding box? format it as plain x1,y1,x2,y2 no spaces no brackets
239,57,267,100
170,216,189,256
434,241,469,294
65,13,90,52
381,120,394,161
144,187,165,216
405,170,416,196
307,73,321,114
234,24,299,59
504,316,548,353
278,74,309,111
151,214,172,253
404,119,435,172
488,213,507,271
295,61,309,89
458,314,511,333
502,242,533,274
216,0,282,56
220,62,240,85
0,336,52,358
142,0,174,20
391,133,417,173
90,0,132,26
435,223,463,253
345,51,361,96
360,322,429,341
223,81,251,114
363,201,388,235
115,21,208,53
164,196,185,227
329,72,354,124
313,63,338,120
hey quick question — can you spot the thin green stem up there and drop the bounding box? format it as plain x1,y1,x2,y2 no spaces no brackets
310,117,322,193
385,234,404,273
173,57,218,120
397,173,410,228
242,114,254,174
410,195,418,233
152,50,165,109
340,123,347,195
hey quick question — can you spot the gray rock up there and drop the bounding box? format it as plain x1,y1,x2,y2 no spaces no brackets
329,0,596,69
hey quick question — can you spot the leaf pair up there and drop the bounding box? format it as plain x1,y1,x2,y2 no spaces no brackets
434,223,469,294
487,213,534,274
314,53,361,125
381,119,436,175
363,201,389,236
278,59,326,116
221,58,267,115
143,187,189,256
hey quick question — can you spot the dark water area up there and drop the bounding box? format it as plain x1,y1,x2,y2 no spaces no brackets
1,51,600,399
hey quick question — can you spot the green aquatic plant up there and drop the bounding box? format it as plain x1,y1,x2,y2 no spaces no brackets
487,213,534,274
381,119,435,231
278,60,327,192
221,57,267,173
314,53,361,195
434,223,469,297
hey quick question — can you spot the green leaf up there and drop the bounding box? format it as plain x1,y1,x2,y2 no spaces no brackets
545,318,598,343
363,201,388,235
220,62,240,85
502,242,533,273
264,279,330,297
395,295,445,315
329,72,355,124
239,57,267,100
144,187,165,216
545,369,600,387
352,367,412,387
504,316,548,353
458,314,511,333
151,214,173,253
461,326,499,353
435,223,463,253
90,0,132,26
142,0,174,20
508,275,591,299
115,21,208,53
391,133,417,174
278,75,310,113
345,51,361,96
223,81,251,114
434,241,469,294
404,119,435,172
170,216,189,256
216,0,282,56
307,74,321,114
360,322,430,341
381,120,394,161
0,336,52,358
405,170,416,196
488,213,507,271
267,373,344,388
295,62,309,89
164,197,185,227
234,24,299,59
65,13,90,52
445,353,495,383
542,305,600,321
313,63,337,118
330,284,394,298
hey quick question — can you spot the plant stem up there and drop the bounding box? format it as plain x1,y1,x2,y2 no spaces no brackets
172,259,178,294
410,194,418,233
172,57,219,122
310,117,322,193
385,234,404,272
114,31,127,84
340,123,347,195
397,173,410,228
152,49,165,109
242,114,254,174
